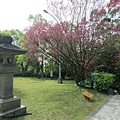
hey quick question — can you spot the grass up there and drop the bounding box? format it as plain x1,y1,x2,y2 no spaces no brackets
10,77,108,120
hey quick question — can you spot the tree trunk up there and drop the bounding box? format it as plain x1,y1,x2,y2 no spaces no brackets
74,67,86,86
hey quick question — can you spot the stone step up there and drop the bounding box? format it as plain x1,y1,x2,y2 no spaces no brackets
0,105,26,118
0,97,20,112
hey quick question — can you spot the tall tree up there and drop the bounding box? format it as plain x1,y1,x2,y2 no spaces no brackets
23,0,120,85
23,14,47,77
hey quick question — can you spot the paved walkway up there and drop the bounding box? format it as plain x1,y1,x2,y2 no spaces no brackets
84,95,120,120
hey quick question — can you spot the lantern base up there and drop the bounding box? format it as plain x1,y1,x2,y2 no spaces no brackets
0,96,26,118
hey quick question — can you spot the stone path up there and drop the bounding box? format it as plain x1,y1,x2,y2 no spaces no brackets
84,95,120,120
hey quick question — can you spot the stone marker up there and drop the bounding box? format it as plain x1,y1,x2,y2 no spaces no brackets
0,35,27,117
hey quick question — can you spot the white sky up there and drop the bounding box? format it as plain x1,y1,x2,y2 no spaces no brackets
0,0,51,31
0,0,110,31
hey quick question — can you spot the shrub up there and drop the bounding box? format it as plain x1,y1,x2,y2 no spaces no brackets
14,69,34,77
93,72,115,91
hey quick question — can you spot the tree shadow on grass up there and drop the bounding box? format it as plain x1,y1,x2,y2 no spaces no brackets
1,115,26,120
1,112,32,120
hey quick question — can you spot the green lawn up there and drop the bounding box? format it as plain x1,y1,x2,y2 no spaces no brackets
11,77,108,120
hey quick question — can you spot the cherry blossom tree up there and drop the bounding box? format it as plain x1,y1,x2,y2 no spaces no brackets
91,0,120,72
23,0,120,85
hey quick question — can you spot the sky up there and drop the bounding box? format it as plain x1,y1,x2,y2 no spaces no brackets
0,0,51,31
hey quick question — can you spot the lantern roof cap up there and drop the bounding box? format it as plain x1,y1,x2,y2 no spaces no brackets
0,35,26,54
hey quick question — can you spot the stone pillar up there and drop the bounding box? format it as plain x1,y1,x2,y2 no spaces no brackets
0,74,13,99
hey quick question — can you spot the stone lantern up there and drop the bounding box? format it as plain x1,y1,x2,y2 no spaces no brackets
0,35,26,118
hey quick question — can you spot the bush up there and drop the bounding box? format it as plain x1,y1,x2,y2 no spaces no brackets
14,69,34,77
79,72,99,88
93,72,115,91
